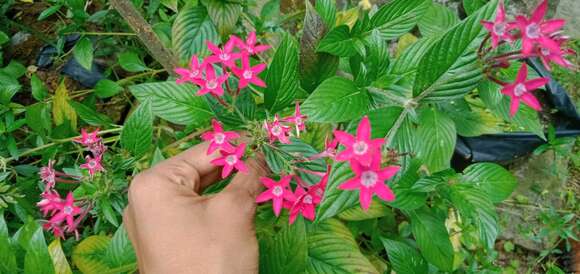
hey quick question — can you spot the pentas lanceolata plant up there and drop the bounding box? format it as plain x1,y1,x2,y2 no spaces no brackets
37,128,106,238
174,33,401,224
479,0,575,117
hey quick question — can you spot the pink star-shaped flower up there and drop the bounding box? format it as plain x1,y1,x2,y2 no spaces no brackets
481,1,513,48
535,37,574,71
513,0,566,55
282,102,307,134
338,155,399,211
206,39,242,68
264,115,291,144
210,143,248,178
39,160,56,189
37,190,63,216
74,128,101,147
174,55,204,84
193,64,229,96
80,154,105,177
201,119,240,154
230,54,266,89
43,222,65,239
333,116,384,167
500,63,548,117
47,192,82,231
256,175,296,216
288,186,320,224
233,32,271,55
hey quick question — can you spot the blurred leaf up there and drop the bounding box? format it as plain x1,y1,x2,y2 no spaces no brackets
73,37,94,71
52,80,77,129
0,211,17,273
38,5,62,20
369,0,430,40
26,102,52,136
13,218,55,274
462,163,517,203
31,74,49,101
416,108,456,173
260,219,307,274
70,101,113,126
381,237,428,274
338,200,392,221
409,208,454,271
172,5,219,63
316,25,364,57
205,0,242,38
118,51,149,72
302,77,369,122
418,3,459,37
48,239,73,274
315,0,336,28
94,79,123,98
264,33,299,112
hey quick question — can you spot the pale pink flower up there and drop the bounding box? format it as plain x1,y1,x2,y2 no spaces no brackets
201,119,240,154
175,55,204,84
47,192,82,232
282,102,307,134
481,1,513,48
230,54,266,89
39,160,56,189
264,115,291,144
334,116,384,167
338,155,399,211
500,63,548,117
37,190,63,216
206,39,242,68
193,64,229,96
80,154,105,176
256,175,296,216
233,32,271,55
88,141,107,157
513,0,566,55
74,128,101,147
210,143,248,178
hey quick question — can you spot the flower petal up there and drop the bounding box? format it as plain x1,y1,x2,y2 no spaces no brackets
374,183,395,202
221,164,233,178
359,188,373,211
524,78,549,90
530,0,547,23
521,93,542,111
338,177,360,190
256,190,273,202
235,161,248,173
379,166,401,180
509,97,520,117
516,63,528,83
541,19,566,34
260,177,277,188
273,198,283,216
356,116,371,141
333,130,355,145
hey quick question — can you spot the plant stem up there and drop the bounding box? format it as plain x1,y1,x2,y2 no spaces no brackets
163,127,209,152
64,32,137,36
384,108,409,147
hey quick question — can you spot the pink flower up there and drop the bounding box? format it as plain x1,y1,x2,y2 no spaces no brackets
288,186,318,223
80,154,105,176
47,192,81,231
43,222,65,239
175,55,204,84
210,143,248,178
37,190,63,216
201,119,240,154
39,160,56,189
193,64,229,96
338,155,399,211
282,102,307,134
256,175,296,216
481,1,513,48
264,115,291,144
500,63,548,117
230,54,266,89
74,128,101,147
233,32,271,55
88,141,107,157
206,39,242,68
513,0,566,55
535,37,574,70
333,116,384,167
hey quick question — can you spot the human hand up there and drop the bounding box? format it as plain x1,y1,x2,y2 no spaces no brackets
123,142,268,274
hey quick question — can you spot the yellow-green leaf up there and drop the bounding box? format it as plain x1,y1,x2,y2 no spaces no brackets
72,235,111,274
52,80,77,129
48,239,73,274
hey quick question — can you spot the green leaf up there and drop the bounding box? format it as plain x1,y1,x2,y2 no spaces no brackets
300,1,339,92
73,37,94,71
315,0,336,28
104,225,137,270
0,211,17,274
316,161,358,221
412,0,498,101
369,0,430,40
302,77,369,122
172,5,219,63
260,219,307,274
416,108,456,173
38,5,62,20
338,200,392,221
0,31,9,45
0,71,21,104
121,100,153,158
463,0,487,15
14,219,55,274
205,0,242,38
418,3,459,37
409,208,454,271
118,51,149,72
442,98,501,137
31,74,49,101
462,163,517,203
264,33,299,112
381,237,428,274
48,239,73,274
26,103,52,136
95,79,124,98
129,81,212,126
316,25,364,57
388,160,427,211
306,219,378,273
70,101,114,126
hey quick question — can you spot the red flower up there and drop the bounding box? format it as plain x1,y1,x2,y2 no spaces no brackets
210,143,248,178
264,115,291,144
513,0,566,55
174,55,204,84
535,37,574,70
231,54,266,89
206,39,242,68
333,116,384,167
256,175,296,216
338,155,399,211
481,1,513,48
500,63,548,117
201,119,240,154
193,64,229,96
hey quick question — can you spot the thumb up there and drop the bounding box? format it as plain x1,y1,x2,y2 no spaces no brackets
223,156,269,198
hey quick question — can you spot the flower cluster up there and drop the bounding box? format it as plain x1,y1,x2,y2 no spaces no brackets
174,32,270,98
37,128,106,238
264,103,307,143
480,0,574,117
202,119,248,178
